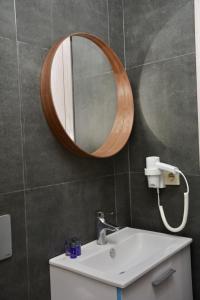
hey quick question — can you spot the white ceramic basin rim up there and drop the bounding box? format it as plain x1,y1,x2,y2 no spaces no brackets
49,227,192,288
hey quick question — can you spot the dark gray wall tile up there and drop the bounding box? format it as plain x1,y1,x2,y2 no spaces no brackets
26,176,115,300
108,0,125,64
0,38,23,193
124,0,195,68
19,43,114,188
115,173,131,226
0,0,16,40
131,173,164,232
0,0,198,299
113,143,129,174
128,54,199,174
52,0,108,43
0,192,28,300
16,0,51,48
0,1,131,300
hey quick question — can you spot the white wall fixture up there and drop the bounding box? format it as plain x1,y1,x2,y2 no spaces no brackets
0,214,12,261
195,0,200,162
163,171,180,186
144,157,189,233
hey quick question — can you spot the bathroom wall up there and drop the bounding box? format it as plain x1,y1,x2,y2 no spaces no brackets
1,1,199,300
0,1,131,300
124,0,200,299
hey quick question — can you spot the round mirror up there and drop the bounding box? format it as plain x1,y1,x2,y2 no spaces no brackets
41,33,134,158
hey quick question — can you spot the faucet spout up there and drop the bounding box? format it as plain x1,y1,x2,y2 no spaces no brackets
96,211,120,245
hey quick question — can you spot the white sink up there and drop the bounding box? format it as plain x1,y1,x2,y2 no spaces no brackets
49,227,192,288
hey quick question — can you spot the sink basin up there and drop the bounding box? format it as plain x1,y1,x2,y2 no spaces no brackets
49,227,192,288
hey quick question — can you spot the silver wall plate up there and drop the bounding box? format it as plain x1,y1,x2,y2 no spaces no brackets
0,214,12,261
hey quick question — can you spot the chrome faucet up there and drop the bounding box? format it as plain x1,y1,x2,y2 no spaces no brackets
96,211,120,245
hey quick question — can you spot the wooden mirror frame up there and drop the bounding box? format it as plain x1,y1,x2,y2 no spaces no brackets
40,32,134,158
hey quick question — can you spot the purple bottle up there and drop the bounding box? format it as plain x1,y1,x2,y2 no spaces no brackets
70,242,77,259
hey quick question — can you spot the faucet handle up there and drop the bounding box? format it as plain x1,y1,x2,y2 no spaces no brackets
96,211,114,218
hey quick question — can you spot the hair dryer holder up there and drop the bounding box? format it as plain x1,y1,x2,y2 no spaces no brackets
144,156,189,233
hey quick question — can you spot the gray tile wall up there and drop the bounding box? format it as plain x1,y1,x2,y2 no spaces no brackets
124,0,200,298
1,0,199,299
0,1,131,300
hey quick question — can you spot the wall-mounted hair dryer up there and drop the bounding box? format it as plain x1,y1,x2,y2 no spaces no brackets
144,156,189,233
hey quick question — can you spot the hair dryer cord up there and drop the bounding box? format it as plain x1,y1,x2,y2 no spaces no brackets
156,170,189,233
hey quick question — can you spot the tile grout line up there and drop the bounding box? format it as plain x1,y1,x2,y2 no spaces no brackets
122,0,127,69
113,158,118,225
126,51,196,71
194,0,200,168
17,39,49,50
106,0,111,46
25,173,116,192
129,170,200,176
0,188,25,197
13,1,30,299
122,0,131,224
0,35,48,51
0,173,129,196
0,35,13,42
0,33,195,67
127,142,133,226
50,0,53,44
0,171,130,197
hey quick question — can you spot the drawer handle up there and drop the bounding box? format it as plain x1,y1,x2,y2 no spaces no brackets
152,268,176,287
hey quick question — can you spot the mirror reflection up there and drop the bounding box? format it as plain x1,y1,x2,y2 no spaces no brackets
51,36,117,153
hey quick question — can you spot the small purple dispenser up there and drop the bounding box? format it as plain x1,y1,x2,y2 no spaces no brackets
70,242,77,259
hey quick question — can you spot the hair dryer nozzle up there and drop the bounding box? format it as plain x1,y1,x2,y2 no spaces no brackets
156,162,179,174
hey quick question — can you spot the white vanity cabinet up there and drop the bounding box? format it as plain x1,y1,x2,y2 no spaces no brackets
123,247,193,300
50,246,193,300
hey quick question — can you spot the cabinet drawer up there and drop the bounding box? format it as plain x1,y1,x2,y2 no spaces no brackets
123,246,193,300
